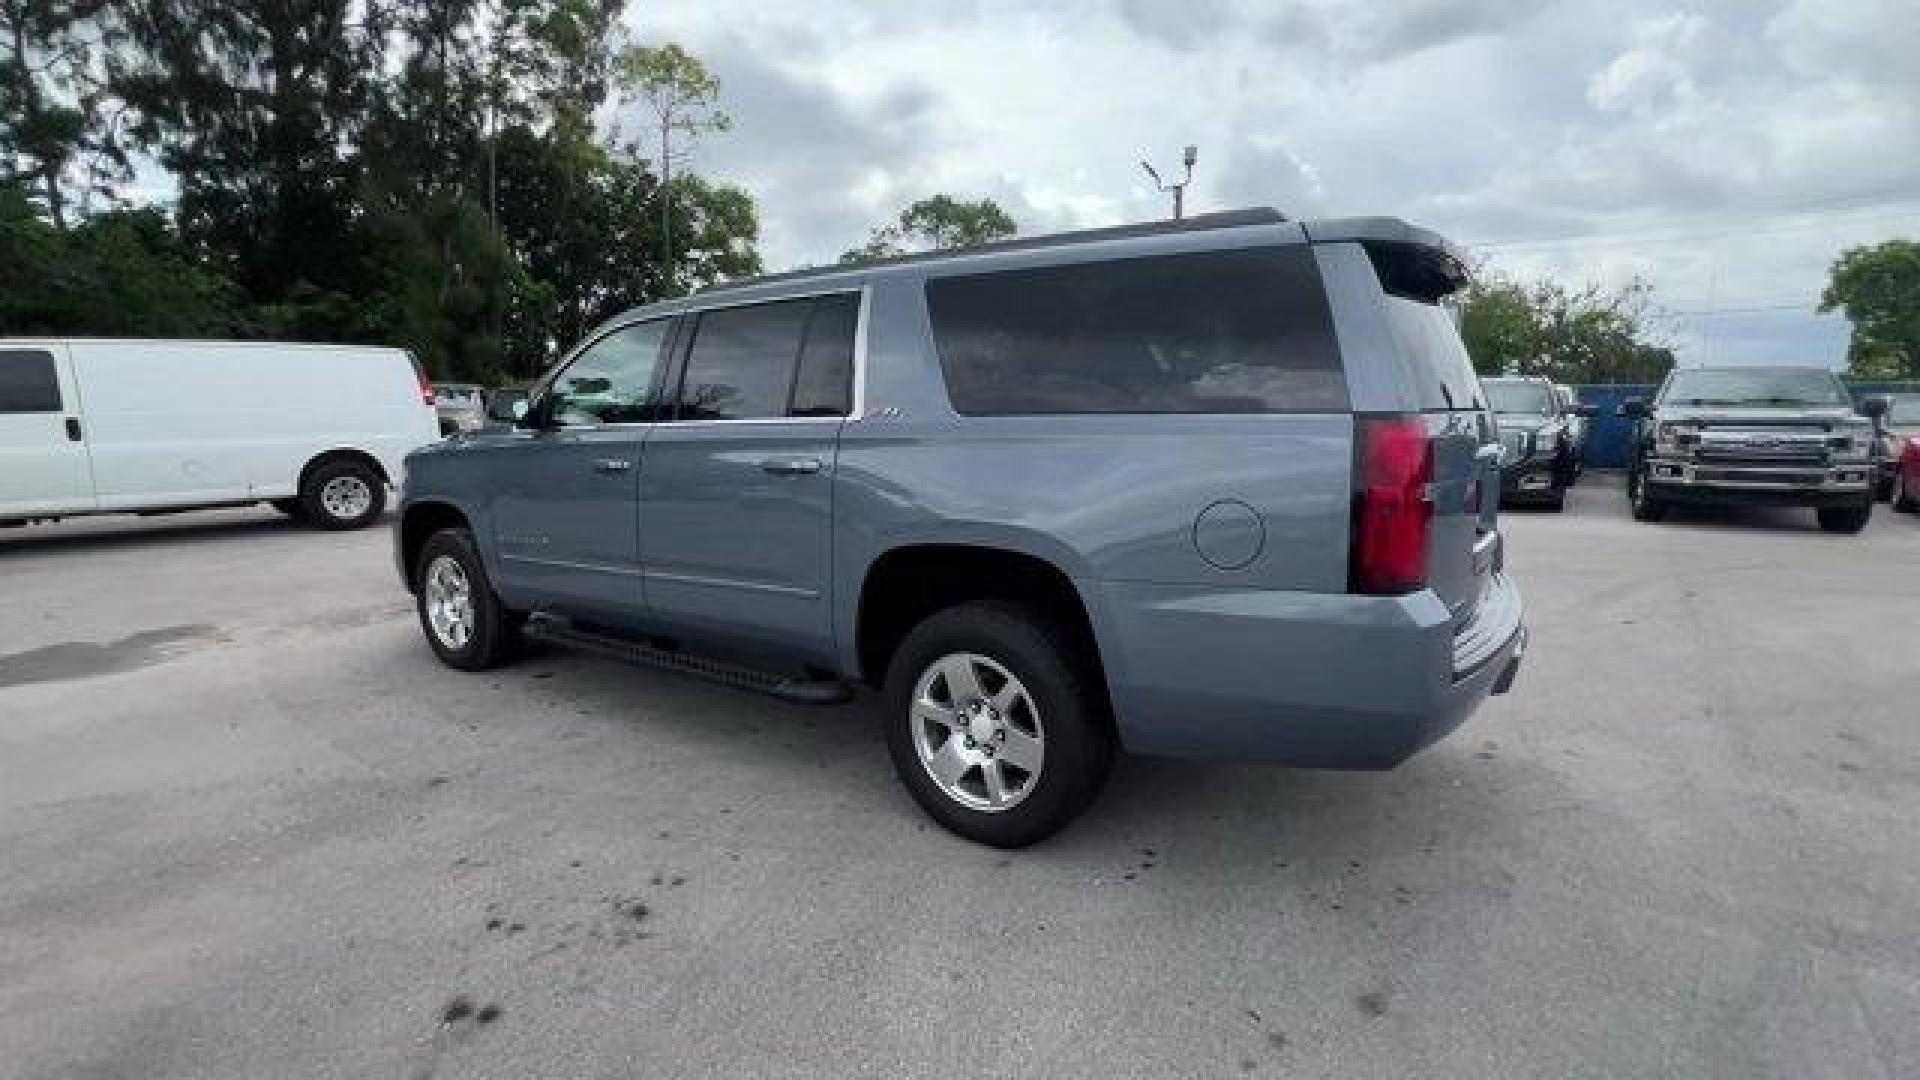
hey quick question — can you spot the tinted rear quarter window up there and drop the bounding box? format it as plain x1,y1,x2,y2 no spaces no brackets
790,293,857,417
926,246,1346,415
0,350,62,413
1383,298,1484,411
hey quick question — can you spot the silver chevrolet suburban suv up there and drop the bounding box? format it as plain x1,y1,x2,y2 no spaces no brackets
1624,365,1886,533
396,208,1526,847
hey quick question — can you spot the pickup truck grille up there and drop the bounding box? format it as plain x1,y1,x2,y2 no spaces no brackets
1696,429,1828,464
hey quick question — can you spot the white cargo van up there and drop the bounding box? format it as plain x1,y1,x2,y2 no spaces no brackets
0,339,440,530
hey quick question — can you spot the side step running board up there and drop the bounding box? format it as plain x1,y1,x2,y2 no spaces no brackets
522,616,853,704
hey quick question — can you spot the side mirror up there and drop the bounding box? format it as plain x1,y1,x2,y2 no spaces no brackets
1619,398,1647,419
1573,404,1599,418
1859,394,1890,420
505,397,546,429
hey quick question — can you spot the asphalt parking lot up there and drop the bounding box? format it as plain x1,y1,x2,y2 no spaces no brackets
3,478,1917,1080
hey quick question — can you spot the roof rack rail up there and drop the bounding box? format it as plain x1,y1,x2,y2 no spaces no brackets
696,206,1292,296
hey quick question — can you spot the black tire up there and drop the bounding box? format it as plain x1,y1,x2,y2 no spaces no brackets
414,528,518,670
1542,483,1567,512
1817,503,1872,534
299,457,387,530
883,601,1113,848
269,498,306,520
1893,470,1917,512
1628,465,1666,522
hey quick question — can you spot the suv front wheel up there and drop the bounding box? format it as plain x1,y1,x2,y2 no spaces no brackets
883,601,1113,848
414,528,519,670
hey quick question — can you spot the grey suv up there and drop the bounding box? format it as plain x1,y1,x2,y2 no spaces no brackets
396,209,1527,846
1624,366,1885,533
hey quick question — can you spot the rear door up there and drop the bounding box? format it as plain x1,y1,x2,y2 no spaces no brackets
1378,295,1499,616
639,292,856,667
0,343,95,517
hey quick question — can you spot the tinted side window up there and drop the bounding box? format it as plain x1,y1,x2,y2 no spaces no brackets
1385,297,1484,411
679,299,812,420
925,247,1345,415
548,319,671,426
791,294,857,417
0,350,62,413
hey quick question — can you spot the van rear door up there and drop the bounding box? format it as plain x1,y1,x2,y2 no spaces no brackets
0,342,96,518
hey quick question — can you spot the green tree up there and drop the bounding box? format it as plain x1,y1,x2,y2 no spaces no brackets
113,0,389,315
1459,273,1674,384
0,181,243,335
1819,239,1920,379
2,2,760,382
615,41,731,295
841,195,1017,263
0,0,125,228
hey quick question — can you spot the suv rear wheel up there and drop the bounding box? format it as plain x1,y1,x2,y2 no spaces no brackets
883,601,1112,848
414,528,519,670
1628,464,1666,522
1816,503,1871,534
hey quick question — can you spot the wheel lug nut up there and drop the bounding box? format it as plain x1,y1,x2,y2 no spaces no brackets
996,729,1007,742
964,736,975,748
983,745,995,757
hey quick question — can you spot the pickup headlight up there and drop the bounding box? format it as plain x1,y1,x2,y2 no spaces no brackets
1498,428,1533,463
1654,420,1699,455
1827,423,1873,457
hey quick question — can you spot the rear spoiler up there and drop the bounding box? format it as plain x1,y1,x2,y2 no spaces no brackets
1302,217,1470,303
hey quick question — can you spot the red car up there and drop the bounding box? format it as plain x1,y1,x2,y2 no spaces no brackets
1894,435,1920,512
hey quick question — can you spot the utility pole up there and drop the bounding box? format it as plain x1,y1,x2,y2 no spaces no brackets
1140,145,1198,220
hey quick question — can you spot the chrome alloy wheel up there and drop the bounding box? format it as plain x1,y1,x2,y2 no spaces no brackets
910,652,1045,812
424,555,475,650
319,475,374,520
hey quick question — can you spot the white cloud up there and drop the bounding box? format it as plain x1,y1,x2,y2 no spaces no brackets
1586,13,1706,115
633,0,1920,367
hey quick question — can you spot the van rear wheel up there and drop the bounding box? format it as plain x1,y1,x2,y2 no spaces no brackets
883,601,1112,848
300,458,386,530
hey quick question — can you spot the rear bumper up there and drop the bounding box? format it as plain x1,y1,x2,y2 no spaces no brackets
1087,573,1525,768
1644,457,1874,507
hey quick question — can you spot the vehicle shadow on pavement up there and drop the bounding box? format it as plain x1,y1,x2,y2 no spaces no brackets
0,510,368,559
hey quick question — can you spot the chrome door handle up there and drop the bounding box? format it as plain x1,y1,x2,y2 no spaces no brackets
760,456,822,475
593,458,632,474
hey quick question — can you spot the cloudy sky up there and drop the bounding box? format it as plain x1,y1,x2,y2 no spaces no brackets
630,0,1919,368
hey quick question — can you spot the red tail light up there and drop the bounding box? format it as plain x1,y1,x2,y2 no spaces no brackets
411,358,435,406
1351,416,1433,595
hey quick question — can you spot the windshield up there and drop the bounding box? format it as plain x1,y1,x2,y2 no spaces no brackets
1484,381,1555,415
1885,393,1920,424
1661,368,1848,408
